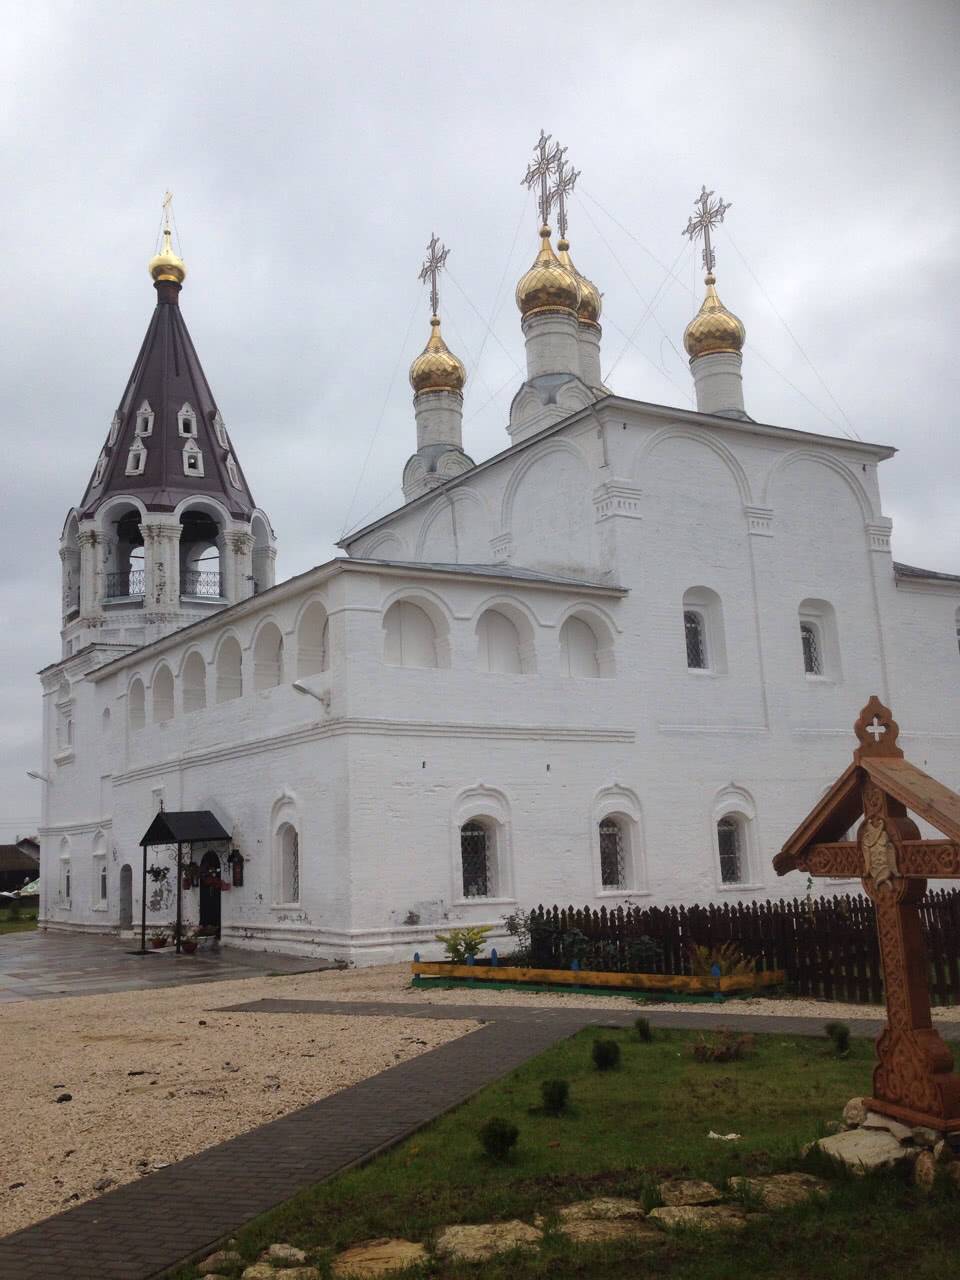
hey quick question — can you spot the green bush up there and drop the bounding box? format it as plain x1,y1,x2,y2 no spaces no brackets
825,1021,851,1057
592,1038,621,1072
634,1016,653,1043
479,1116,519,1160
435,925,493,964
540,1078,570,1115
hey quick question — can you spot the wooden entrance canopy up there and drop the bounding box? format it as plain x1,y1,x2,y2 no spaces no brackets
137,810,231,956
775,696,960,1133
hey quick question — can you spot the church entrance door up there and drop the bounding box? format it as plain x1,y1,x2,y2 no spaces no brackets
199,850,222,936
119,864,132,929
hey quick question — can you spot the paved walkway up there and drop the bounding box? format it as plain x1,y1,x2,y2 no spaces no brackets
0,931,330,1002
5,994,957,1279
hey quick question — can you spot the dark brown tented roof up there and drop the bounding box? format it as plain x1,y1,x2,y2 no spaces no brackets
140,810,232,847
79,282,256,519
0,845,40,873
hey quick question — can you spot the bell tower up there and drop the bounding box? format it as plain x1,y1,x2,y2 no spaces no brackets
60,198,276,658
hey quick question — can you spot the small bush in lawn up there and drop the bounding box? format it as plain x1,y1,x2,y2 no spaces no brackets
592,1038,621,1071
479,1116,519,1161
634,1016,653,1043
540,1078,570,1115
825,1021,851,1057
691,1029,755,1063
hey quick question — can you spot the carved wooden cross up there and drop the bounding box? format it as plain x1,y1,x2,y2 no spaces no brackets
775,696,960,1133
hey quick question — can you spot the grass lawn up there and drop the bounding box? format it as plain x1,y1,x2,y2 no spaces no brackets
0,906,37,935
171,1025,957,1279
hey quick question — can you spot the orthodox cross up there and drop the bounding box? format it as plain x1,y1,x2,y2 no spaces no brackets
682,184,732,274
418,233,450,318
775,696,960,1133
549,153,580,242
161,189,174,230
522,129,564,228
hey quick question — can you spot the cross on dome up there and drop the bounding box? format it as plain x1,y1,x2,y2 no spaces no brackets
522,129,564,228
549,153,580,242
417,233,450,319
682,184,732,276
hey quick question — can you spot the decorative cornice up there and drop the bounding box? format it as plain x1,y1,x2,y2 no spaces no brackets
866,520,893,553
593,480,643,522
744,505,773,537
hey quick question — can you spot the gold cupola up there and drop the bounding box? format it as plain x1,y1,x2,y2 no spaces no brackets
557,238,601,327
683,273,745,360
516,226,581,319
409,316,466,395
148,226,187,286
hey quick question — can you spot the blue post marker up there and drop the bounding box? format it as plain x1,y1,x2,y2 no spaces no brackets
467,953,475,965
711,960,723,1002
571,958,580,972
466,951,475,985
491,948,498,967
412,951,421,986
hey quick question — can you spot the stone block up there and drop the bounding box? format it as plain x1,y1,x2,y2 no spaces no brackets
649,1205,747,1230
815,1128,910,1174
559,1219,664,1245
861,1111,915,1143
842,1097,868,1127
558,1197,647,1222
198,1252,243,1276
658,1179,722,1206
331,1239,428,1278
728,1172,829,1209
260,1244,309,1265
913,1150,937,1192
434,1221,542,1262
911,1126,942,1149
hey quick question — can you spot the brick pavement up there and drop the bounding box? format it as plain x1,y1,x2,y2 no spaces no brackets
3,996,958,1279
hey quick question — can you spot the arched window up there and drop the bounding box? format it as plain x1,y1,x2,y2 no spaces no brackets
682,587,725,673
276,822,300,904
383,601,438,669
477,609,522,674
215,636,243,703
559,616,599,678
180,509,223,599
61,514,80,617
105,505,145,600
798,599,839,680
128,678,145,731
599,817,627,889
717,816,744,884
254,622,284,690
460,820,495,898
183,651,207,712
297,602,329,677
153,665,174,723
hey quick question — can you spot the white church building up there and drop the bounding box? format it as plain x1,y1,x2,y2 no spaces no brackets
36,151,960,963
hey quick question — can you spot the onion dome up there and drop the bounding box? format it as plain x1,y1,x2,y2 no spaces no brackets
557,238,601,326
516,226,581,318
683,273,745,360
409,316,466,395
148,226,187,286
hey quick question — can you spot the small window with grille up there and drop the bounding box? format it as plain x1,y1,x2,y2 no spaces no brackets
684,610,707,669
460,821,491,898
182,441,205,476
126,442,147,476
599,818,626,889
800,622,822,675
717,816,743,884
135,401,154,436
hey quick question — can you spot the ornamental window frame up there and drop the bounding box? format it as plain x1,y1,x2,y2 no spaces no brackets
798,598,841,683
126,440,147,477
108,412,121,446
711,786,761,892
591,786,646,897
213,412,229,449
452,786,514,906
182,439,205,477
682,587,726,675
93,450,108,486
134,401,154,437
226,454,241,488
177,402,198,438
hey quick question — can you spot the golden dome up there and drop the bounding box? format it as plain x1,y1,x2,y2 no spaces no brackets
516,226,581,318
683,273,745,360
148,227,187,285
557,238,601,326
409,316,466,395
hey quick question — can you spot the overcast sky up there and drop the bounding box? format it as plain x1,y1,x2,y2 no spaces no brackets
1,0,957,839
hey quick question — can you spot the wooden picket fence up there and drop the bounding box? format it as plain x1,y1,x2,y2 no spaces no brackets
527,888,960,1005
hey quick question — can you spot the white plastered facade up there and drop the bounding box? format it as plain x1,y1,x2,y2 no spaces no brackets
38,387,960,964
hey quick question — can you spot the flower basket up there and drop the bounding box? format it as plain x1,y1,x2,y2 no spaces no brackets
180,939,198,955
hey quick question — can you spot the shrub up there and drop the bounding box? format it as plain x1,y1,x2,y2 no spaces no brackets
435,925,493,964
626,935,663,974
634,1016,653,1043
7,899,21,921
479,1116,519,1160
691,1029,755,1063
540,1078,570,1115
825,1021,851,1057
592,1038,621,1071
689,942,756,978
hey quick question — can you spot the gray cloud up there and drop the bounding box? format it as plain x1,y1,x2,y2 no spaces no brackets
2,0,957,835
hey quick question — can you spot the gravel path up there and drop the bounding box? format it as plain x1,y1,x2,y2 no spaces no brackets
0,970,472,1237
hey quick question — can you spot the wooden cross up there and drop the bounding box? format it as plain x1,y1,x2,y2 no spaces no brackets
775,696,960,1133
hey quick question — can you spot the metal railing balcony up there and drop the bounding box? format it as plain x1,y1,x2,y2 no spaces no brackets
104,568,145,600
182,569,224,599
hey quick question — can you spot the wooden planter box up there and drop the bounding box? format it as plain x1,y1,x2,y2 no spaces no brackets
411,961,785,994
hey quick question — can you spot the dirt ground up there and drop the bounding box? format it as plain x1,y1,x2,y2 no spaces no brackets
4,961,958,1237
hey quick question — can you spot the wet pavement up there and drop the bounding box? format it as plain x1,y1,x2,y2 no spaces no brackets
0,929,331,1002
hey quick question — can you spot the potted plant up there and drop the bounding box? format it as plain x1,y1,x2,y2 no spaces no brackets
180,932,198,955
150,929,169,949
